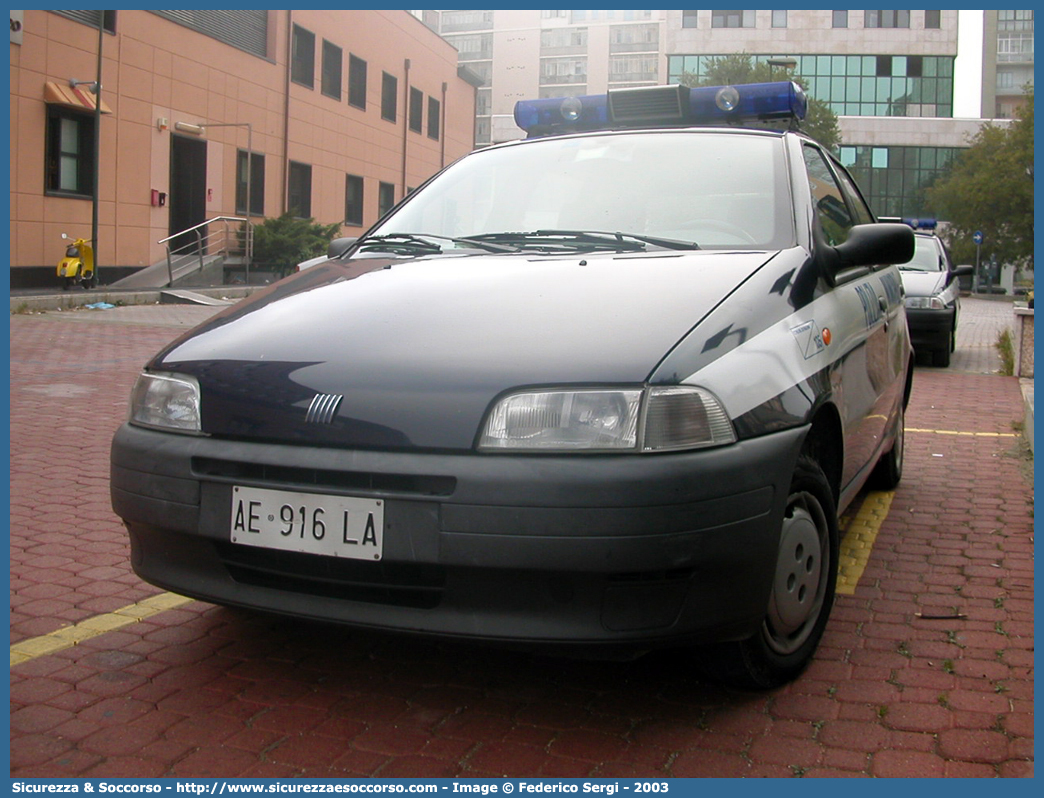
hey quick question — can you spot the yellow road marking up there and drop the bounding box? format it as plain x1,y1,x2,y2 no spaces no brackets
907,428,1017,438
837,490,894,596
10,592,194,667
833,424,1016,594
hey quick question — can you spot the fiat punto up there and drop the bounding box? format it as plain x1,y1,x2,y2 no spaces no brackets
111,82,913,688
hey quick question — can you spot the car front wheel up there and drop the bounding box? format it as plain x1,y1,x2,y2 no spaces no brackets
701,456,838,689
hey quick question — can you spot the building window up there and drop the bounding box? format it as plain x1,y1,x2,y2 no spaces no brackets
378,181,396,217
236,150,265,216
997,32,1034,63
291,25,315,88
348,55,367,110
865,10,911,29
345,174,364,226
924,10,941,29
998,10,1034,31
832,10,848,28
609,55,658,83
450,33,493,61
541,27,588,49
321,40,342,100
409,87,423,133
45,106,95,197
540,57,588,84
288,161,312,218
609,23,659,50
998,70,1015,89
441,10,494,32
381,72,398,122
682,10,698,28
711,10,755,28
427,97,441,140
772,10,788,28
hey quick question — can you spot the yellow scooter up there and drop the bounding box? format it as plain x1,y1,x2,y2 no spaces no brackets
57,233,96,290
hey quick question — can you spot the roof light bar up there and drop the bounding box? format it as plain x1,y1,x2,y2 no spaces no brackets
904,218,938,230
515,81,807,137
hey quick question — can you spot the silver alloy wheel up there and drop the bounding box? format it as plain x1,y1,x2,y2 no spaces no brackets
763,490,830,656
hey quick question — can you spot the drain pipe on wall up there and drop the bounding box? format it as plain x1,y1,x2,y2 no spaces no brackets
401,58,411,198
440,81,447,169
282,10,293,215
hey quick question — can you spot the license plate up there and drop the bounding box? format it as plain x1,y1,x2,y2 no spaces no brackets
230,485,383,561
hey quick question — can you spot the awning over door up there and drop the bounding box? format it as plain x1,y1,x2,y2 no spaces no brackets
44,81,112,114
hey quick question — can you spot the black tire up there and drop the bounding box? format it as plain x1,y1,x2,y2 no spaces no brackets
870,404,904,490
701,456,838,690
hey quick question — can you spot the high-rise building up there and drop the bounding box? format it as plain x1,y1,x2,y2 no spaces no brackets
981,10,1034,119
426,9,1007,219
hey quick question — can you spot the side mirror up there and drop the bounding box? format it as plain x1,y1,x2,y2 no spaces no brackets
328,237,357,259
828,223,914,274
953,264,974,277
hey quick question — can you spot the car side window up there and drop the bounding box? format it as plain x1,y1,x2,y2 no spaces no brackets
831,162,875,227
802,145,855,246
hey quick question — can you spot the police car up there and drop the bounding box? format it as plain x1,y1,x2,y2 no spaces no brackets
111,82,914,688
893,219,972,367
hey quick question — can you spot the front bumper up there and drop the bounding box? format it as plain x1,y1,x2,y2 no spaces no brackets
906,306,955,353
111,422,806,651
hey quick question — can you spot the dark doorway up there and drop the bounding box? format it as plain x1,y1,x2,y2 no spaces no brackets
169,134,208,254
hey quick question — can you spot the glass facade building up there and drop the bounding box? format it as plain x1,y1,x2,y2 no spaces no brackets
667,54,954,117
838,145,961,218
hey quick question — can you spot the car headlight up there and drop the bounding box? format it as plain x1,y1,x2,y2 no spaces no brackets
129,372,203,434
905,295,945,310
478,386,735,452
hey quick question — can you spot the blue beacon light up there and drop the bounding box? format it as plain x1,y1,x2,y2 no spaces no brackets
514,81,807,137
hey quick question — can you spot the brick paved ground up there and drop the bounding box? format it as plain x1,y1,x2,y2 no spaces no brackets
9,298,1033,778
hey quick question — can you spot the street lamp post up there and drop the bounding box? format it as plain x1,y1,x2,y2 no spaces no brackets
766,57,798,81
69,14,104,285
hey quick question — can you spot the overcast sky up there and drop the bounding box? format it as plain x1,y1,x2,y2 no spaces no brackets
954,10,984,118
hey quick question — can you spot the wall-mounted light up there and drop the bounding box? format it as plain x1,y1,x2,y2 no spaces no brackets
156,117,169,131
174,122,205,135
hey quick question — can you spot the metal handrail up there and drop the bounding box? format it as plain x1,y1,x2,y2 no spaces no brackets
158,216,252,286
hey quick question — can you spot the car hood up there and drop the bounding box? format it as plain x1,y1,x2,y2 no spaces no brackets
154,250,778,450
899,269,946,297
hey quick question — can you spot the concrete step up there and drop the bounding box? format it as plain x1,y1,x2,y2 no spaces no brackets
159,289,236,306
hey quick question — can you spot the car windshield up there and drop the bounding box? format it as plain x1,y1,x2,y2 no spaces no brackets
902,236,945,271
369,131,794,252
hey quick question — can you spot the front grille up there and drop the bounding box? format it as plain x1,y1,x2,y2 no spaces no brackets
194,457,456,497
215,541,446,609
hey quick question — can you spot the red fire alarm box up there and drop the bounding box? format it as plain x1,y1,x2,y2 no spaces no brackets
151,189,167,207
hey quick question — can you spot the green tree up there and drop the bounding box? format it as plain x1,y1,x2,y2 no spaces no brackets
927,87,1034,268
251,213,342,277
680,54,841,151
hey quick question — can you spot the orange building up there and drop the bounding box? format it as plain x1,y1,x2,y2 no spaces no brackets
9,9,478,288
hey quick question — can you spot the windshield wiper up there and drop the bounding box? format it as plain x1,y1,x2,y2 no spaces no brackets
358,232,518,254
467,230,699,252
